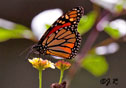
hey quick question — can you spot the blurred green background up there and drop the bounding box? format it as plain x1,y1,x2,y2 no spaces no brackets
0,0,126,88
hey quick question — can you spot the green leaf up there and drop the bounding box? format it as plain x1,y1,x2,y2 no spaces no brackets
81,54,108,77
115,4,123,12
104,26,120,39
45,24,51,29
78,11,97,35
0,24,35,42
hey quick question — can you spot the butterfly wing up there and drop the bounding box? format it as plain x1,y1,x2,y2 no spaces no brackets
43,26,81,59
38,6,84,44
35,6,84,59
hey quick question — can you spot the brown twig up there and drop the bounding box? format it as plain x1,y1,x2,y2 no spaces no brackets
92,35,126,49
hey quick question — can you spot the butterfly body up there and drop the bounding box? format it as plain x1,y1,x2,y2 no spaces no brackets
33,6,84,59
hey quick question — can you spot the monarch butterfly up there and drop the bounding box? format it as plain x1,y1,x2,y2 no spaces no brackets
32,6,84,59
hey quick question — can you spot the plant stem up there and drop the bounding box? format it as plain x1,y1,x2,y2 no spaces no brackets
39,70,42,88
59,70,64,84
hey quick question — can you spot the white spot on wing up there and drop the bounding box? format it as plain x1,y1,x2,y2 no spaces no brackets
52,56,64,59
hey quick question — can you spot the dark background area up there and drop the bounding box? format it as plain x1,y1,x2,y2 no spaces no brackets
0,0,126,88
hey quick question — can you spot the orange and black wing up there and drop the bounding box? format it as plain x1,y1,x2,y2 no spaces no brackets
38,6,84,44
42,27,81,59
36,6,84,59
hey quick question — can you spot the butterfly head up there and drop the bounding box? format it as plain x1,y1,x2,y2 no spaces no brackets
32,44,47,55
24,44,42,60
32,44,41,54
25,44,44,59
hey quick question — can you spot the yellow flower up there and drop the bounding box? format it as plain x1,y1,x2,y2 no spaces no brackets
28,58,55,70
55,60,71,71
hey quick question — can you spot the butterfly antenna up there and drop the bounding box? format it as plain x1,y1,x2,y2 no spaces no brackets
19,46,31,56
25,48,33,61
19,45,34,61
